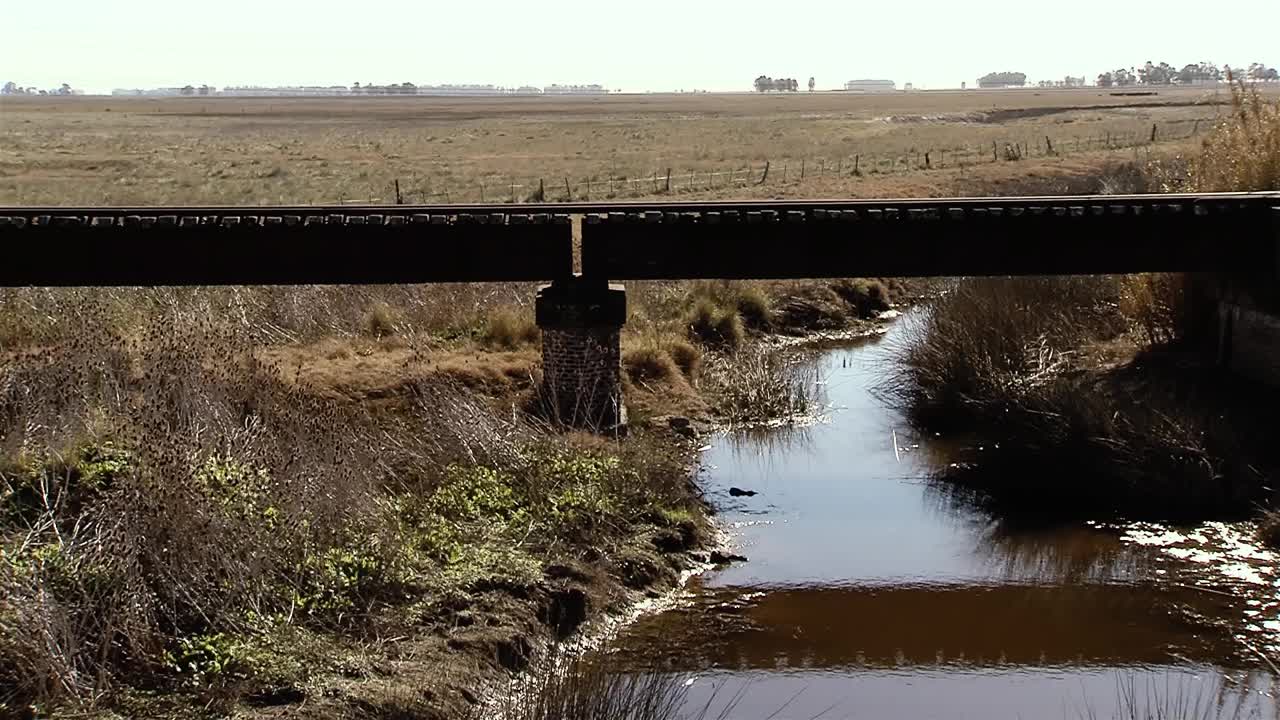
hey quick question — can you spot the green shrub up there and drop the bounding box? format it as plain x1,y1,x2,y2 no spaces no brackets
293,547,387,618
429,465,524,524
2,444,130,524
166,632,261,684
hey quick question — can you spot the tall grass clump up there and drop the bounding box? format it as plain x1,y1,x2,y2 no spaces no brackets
481,307,541,350
1169,81,1280,193
478,655,689,720
686,299,745,350
700,345,818,424
885,277,1265,519
887,277,1125,428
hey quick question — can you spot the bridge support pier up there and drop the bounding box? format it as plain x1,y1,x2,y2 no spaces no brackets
535,278,627,430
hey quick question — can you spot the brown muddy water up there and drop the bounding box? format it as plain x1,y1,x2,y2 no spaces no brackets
604,320,1280,719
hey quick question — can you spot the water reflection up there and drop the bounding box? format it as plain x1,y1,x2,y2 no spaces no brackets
608,318,1276,718
615,581,1240,672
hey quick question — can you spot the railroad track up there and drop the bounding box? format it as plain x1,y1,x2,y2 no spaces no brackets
1,191,1277,227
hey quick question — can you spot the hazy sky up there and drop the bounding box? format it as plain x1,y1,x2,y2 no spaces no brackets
4,0,1277,93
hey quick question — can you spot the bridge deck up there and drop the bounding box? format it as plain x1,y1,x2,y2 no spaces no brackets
1,193,1276,285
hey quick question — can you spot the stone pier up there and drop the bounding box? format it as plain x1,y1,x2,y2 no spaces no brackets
535,278,627,429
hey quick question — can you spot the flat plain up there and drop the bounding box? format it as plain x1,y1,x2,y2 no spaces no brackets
4,85,1272,206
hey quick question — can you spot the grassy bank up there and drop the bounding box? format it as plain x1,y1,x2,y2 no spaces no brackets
0,288,724,719
888,84,1280,524
0,270,915,718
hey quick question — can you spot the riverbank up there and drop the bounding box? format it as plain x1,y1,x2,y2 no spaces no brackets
887,276,1280,524
887,84,1280,528
0,274,916,719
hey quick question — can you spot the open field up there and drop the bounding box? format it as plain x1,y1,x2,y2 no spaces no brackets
4,86,1273,205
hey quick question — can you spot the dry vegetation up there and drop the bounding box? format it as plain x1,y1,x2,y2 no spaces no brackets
3,85,1275,717
888,84,1280,523
1,87,1263,206
0,287,718,719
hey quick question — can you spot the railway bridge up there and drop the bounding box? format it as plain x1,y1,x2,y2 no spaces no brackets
3,192,1279,426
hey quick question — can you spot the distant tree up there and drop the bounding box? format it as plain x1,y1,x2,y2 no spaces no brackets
198,84,211,96
808,76,816,92
1112,68,1137,87
1138,61,1176,85
352,81,361,94
1,81,17,95
755,76,772,92
180,85,195,96
1247,63,1278,81
978,71,1027,88
788,78,798,92
1097,72,1114,87
57,83,72,95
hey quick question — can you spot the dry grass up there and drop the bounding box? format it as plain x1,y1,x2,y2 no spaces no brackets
0,288,706,717
1155,82,1280,193
886,277,1270,519
701,345,819,425
1,87,1260,206
481,307,541,350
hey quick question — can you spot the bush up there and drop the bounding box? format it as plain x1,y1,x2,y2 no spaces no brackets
886,276,1270,520
831,278,892,318
700,345,816,424
733,286,772,330
481,308,540,350
365,301,398,337
686,299,744,350
773,286,847,332
622,347,679,386
665,340,702,379
1173,81,1279,193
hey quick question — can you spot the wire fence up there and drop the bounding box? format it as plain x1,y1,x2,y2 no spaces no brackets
327,118,1211,205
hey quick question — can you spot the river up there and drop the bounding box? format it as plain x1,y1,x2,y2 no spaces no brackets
604,319,1280,719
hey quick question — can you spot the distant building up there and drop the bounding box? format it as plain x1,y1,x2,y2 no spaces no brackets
843,79,896,93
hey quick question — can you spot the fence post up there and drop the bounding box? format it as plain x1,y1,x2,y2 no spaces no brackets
480,181,485,203
564,177,572,201
539,178,545,202
992,141,998,162
854,154,860,175
609,176,615,196
1150,123,1158,143
801,159,806,180
1046,136,1054,155
758,161,770,185
924,151,931,169
394,179,403,205
510,180,516,202
665,168,672,193
783,163,788,182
